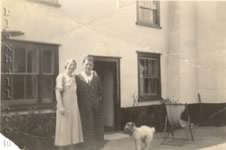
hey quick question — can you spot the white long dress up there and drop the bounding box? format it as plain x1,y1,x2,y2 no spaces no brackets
55,73,83,146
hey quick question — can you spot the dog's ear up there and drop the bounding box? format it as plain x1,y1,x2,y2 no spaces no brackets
124,122,131,131
128,122,135,131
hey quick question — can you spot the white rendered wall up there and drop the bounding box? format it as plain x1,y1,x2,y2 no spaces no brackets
2,0,169,107
197,2,226,103
167,1,198,103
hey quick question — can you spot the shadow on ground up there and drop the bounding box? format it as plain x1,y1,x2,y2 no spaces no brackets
102,126,226,150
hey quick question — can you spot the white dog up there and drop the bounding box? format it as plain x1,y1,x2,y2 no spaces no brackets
124,122,155,150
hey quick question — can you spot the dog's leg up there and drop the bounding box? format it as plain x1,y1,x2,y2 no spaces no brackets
144,136,152,150
144,142,151,150
134,139,142,150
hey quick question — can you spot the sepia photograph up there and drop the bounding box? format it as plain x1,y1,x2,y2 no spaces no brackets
1,0,226,150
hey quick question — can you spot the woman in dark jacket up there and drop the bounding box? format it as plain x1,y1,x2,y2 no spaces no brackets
76,56,104,150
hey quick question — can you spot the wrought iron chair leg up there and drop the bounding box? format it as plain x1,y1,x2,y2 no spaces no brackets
161,116,168,144
188,116,194,141
163,116,168,133
162,102,195,146
171,128,174,137
189,124,194,141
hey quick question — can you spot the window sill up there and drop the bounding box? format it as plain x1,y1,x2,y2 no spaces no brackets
136,22,162,29
2,104,56,115
138,100,162,107
138,96,163,102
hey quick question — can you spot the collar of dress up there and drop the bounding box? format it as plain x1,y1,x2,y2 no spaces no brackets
81,71,94,83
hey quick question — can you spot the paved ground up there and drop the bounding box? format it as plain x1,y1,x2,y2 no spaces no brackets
102,126,226,150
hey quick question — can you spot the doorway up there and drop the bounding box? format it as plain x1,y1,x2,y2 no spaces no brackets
92,56,121,132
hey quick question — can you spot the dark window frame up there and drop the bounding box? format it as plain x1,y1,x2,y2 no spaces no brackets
137,52,162,101
136,1,161,29
1,39,59,111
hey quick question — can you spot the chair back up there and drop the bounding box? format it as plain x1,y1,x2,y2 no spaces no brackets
165,103,186,129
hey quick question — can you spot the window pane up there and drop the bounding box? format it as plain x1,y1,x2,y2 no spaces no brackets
1,44,13,73
42,50,54,73
139,9,156,24
142,78,158,96
151,1,157,10
140,77,144,95
138,7,145,22
149,10,154,24
144,59,148,76
153,10,158,24
144,9,152,23
147,58,158,77
139,59,145,77
40,76,54,103
1,75,13,100
13,75,25,100
27,49,38,73
14,48,26,73
26,76,37,99
140,58,159,78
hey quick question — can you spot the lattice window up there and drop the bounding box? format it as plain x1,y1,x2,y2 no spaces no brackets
136,0,161,28
1,40,59,110
138,52,161,101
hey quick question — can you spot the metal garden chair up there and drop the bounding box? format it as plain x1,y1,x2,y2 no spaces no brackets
161,102,194,146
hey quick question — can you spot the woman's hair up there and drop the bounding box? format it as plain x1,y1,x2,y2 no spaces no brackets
82,55,94,64
64,59,76,69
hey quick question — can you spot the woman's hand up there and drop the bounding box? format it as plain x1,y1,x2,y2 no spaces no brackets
59,106,65,115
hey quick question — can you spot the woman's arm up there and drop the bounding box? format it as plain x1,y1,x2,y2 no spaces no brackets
55,89,65,115
96,73,103,101
55,74,65,115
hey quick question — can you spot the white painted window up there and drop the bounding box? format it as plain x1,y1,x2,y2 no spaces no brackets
136,0,161,28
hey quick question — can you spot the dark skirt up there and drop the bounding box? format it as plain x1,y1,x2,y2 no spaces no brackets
79,99,104,150
76,73,104,150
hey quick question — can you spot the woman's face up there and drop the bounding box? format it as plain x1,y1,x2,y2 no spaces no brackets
83,60,94,73
66,61,76,73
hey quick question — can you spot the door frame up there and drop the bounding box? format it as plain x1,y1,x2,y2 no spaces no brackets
91,55,121,131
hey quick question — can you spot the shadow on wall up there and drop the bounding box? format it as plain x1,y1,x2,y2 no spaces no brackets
182,103,226,126
121,102,226,132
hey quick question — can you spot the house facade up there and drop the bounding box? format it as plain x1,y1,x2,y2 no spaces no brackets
1,0,226,132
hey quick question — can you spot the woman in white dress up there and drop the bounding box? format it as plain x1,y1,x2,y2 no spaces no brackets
55,59,83,150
